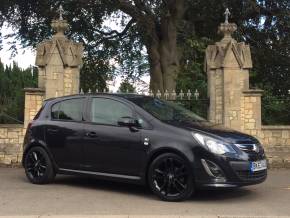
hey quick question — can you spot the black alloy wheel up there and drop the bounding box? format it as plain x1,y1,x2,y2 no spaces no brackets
24,146,55,184
148,153,194,201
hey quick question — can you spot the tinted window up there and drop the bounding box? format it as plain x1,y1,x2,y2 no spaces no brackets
128,97,206,123
91,98,133,125
51,98,84,121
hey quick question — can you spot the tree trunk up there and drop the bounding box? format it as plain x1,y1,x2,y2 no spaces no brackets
147,38,164,93
147,17,180,94
118,0,185,94
146,1,184,94
160,15,180,93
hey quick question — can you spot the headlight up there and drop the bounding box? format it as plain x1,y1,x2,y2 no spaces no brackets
192,133,236,155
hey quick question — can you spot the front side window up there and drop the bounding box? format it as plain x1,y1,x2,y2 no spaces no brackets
51,98,84,121
91,98,133,125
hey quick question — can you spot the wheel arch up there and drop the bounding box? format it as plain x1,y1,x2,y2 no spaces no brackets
145,146,195,184
22,141,57,170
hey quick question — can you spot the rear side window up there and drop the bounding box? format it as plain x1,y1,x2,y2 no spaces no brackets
51,98,84,121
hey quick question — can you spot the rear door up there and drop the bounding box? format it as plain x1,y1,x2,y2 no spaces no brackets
45,97,85,170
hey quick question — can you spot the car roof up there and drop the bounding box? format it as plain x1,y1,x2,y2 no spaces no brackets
44,93,151,103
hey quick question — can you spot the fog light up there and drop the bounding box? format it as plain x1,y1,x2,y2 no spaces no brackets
201,159,225,178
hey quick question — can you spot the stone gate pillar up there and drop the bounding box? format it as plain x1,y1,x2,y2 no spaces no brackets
205,18,253,130
35,16,83,99
24,8,83,128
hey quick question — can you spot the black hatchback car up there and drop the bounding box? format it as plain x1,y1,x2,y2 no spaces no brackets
23,94,267,201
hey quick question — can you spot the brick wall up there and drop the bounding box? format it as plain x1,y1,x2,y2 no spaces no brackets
24,88,44,128
0,124,25,165
0,89,44,165
241,92,290,168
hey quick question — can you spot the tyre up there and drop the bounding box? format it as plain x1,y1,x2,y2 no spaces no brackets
148,153,194,201
24,146,55,184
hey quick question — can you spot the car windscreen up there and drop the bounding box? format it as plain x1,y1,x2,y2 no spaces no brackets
128,97,206,123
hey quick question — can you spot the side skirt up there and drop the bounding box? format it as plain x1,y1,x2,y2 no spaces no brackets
58,168,142,183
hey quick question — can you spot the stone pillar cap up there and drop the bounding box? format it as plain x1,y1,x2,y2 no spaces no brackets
23,87,45,93
51,5,69,38
218,8,237,43
218,22,237,43
51,19,69,38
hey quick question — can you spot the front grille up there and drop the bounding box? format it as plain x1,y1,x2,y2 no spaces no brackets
235,143,264,154
236,170,267,181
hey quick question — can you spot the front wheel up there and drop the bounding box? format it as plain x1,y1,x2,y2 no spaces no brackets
24,146,55,184
148,153,194,201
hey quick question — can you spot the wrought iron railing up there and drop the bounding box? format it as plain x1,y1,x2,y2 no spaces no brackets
80,89,209,119
148,90,209,119
0,112,24,124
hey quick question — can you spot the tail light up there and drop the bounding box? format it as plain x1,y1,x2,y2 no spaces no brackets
27,122,33,132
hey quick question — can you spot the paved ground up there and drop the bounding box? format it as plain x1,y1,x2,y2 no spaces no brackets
0,168,290,217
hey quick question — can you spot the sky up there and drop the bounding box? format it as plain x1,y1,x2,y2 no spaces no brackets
0,23,149,92
0,25,35,69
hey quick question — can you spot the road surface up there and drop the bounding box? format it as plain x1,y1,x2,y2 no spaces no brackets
0,168,289,217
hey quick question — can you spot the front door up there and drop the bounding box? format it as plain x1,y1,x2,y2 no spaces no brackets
82,97,146,177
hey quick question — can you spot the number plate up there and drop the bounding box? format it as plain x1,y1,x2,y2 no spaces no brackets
250,160,267,172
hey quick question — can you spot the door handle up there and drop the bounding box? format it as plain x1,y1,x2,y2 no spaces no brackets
86,132,98,138
47,128,59,133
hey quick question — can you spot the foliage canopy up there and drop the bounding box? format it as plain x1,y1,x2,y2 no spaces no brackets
0,0,290,124
0,0,289,94
0,61,37,123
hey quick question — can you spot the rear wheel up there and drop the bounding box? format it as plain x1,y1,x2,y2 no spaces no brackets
24,146,55,184
148,153,194,201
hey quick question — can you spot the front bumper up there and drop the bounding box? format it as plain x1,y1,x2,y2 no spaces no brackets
195,157,267,188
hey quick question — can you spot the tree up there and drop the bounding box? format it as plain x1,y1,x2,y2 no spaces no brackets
114,0,186,93
0,0,289,95
118,80,136,93
0,60,37,123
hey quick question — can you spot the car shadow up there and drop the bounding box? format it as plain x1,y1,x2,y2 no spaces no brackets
52,174,256,202
54,174,156,199
191,188,254,201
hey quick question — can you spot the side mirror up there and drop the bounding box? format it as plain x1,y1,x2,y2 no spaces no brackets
118,117,138,127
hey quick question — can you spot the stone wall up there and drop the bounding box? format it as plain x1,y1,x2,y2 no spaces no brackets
240,90,290,168
24,88,45,128
240,90,263,134
0,124,25,165
261,126,290,148
0,89,44,166
207,69,223,124
240,91,290,147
